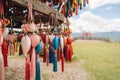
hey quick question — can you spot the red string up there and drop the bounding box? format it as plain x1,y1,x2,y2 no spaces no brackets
61,53,64,72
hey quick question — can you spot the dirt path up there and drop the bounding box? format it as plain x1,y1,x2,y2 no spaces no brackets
5,56,89,80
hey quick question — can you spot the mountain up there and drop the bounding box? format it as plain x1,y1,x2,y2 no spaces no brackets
71,31,120,42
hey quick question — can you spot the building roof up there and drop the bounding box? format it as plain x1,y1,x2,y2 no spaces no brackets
11,0,65,22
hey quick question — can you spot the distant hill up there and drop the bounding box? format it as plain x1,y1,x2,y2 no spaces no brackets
71,31,120,42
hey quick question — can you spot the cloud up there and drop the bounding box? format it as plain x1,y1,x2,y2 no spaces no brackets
69,11,120,33
89,0,120,9
106,7,113,10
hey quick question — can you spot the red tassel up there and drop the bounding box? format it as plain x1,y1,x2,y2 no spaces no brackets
57,46,61,61
66,44,69,62
61,53,64,72
69,45,73,62
0,0,4,15
41,33,46,44
86,0,89,4
25,57,30,80
20,44,23,55
2,38,8,67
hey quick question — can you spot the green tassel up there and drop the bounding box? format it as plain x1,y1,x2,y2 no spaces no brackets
83,0,86,7
36,57,41,80
53,53,57,72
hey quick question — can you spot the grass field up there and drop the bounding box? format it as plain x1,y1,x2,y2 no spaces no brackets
73,41,120,80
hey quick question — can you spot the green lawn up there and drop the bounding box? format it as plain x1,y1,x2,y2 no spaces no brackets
73,41,120,80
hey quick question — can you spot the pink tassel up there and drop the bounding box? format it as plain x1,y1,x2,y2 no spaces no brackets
0,49,5,80
25,57,30,80
11,43,15,55
9,43,15,55
31,48,36,79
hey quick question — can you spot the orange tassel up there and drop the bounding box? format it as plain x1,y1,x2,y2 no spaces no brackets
75,3,78,15
57,46,61,61
69,45,73,62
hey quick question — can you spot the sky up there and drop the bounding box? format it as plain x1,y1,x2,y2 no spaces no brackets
69,0,120,33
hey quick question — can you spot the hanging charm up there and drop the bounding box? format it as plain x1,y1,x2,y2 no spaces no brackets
21,35,31,57
53,36,59,72
0,29,5,80
30,33,40,79
60,35,64,72
21,35,31,80
35,42,42,80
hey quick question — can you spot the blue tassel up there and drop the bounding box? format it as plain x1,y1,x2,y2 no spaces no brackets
53,36,60,50
80,4,82,10
66,0,71,17
35,43,42,54
36,57,41,80
83,0,86,7
53,53,57,72
53,36,60,72
49,43,54,63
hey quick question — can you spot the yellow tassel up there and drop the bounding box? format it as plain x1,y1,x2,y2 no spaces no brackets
71,3,74,9
80,0,83,4
73,0,77,3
